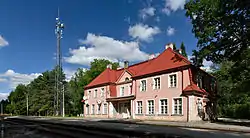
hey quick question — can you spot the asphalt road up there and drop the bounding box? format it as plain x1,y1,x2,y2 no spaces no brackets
1,116,250,138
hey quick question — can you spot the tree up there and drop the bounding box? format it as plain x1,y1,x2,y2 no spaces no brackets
185,0,250,119
67,59,119,116
173,43,177,50
180,42,187,57
185,0,250,64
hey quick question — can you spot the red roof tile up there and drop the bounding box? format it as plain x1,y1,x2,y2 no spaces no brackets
85,47,191,89
183,84,205,93
133,48,191,77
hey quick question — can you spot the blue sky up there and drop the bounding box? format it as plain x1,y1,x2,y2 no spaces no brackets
0,0,211,99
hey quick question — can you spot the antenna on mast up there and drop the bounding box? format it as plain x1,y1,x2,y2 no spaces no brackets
54,8,64,116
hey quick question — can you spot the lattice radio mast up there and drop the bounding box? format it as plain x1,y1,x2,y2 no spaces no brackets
54,8,64,116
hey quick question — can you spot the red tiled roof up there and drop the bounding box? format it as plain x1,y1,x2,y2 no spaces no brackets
85,68,117,88
183,68,208,95
85,58,154,89
133,47,191,77
183,84,206,93
85,47,191,89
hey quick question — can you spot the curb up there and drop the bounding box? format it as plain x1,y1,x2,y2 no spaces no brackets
137,122,250,133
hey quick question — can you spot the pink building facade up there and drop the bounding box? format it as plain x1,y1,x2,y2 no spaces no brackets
83,44,217,122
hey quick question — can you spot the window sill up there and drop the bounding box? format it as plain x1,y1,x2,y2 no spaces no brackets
145,114,155,116
171,114,183,116
168,87,177,88
157,114,169,116
135,114,144,116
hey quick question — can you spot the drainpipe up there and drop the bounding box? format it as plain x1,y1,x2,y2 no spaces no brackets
182,70,189,122
106,85,109,118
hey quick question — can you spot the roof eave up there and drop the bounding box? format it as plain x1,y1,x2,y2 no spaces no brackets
132,65,191,79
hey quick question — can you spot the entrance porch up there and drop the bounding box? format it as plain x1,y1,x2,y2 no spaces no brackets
106,95,135,119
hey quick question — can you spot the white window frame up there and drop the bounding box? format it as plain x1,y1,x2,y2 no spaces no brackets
152,76,161,90
103,103,108,114
100,88,105,97
94,89,97,98
168,73,178,88
120,86,125,96
97,104,101,114
147,99,155,115
159,98,169,115
86,105,90,115
136,101,143,114
172,97,183,115
88,90,91,99
140,79,147,92
92,104,95,114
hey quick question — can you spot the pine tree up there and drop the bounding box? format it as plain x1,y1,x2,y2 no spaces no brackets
180,42,187,57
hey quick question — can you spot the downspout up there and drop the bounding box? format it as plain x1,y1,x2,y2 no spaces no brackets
106,85,109,118
131,80,134,119
183,69,188,122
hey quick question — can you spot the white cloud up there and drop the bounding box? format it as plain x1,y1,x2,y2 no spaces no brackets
64,33,149,66
188,55,214,72
162,0,186,15
166,26,175,36
200,60,213,72
0,35,9,47
0,78,7,82
128,23,160,42
155,16,160,22
0,93,9,101
0,69,41,89
139,7,156,20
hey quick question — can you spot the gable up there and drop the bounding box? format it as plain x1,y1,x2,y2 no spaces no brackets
116,70,132,83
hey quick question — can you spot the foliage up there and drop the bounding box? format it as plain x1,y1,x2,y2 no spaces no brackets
185,0,250,64
185,0,250,119
173,43,177,50
5,59,119,116
180,42,187,57
67,59,119,116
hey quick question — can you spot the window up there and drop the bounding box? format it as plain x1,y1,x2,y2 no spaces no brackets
100,88,105,97
86,105,90,115
88,91,91,99
92,104,95,114
160,99,168,114
147,100,154,114
197,74,203,88
125,77,129,81
153,77,160,89
173,98,182,115
120,86,124,96
103,103,108,114
140,80,146,91
137,101,143,114
169,74,177,87
94,89,97,98
97,104,101,114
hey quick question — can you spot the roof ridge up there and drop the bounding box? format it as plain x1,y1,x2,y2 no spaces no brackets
168,47,191,64
116,58,155,71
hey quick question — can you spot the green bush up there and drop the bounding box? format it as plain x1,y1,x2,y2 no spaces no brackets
218,103,250,119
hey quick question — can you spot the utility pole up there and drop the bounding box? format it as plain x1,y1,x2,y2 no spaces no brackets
55,8,64,116
1,103,3,115
62,84,65,117
26,93,29,116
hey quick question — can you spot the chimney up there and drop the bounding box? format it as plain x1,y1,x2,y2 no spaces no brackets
178,49,182,54
107,64,112,69
165,43,174,50
124,61,129,68
148,54,155,60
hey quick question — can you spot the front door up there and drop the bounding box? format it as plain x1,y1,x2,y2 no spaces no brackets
119,102,130,118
